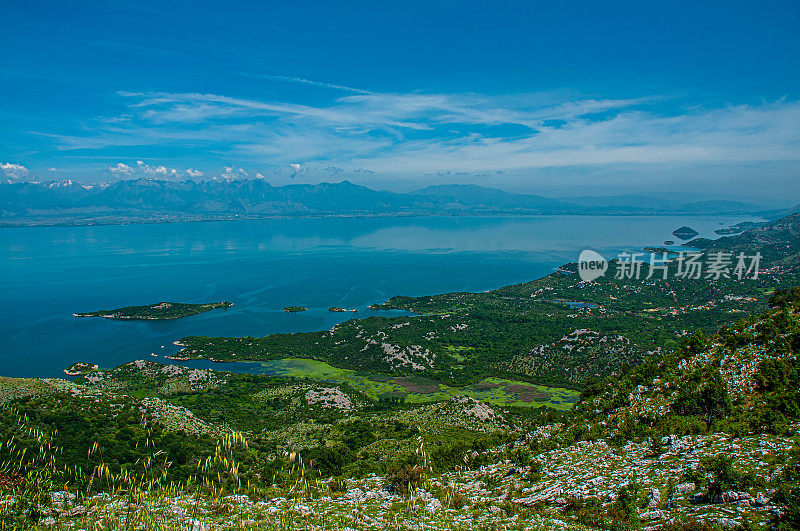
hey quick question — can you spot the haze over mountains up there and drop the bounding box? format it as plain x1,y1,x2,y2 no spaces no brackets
0,178,791,226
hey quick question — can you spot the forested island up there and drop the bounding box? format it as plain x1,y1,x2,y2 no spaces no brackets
73,301,232,320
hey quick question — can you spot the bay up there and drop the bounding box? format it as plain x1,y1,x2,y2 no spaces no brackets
0,215,758,377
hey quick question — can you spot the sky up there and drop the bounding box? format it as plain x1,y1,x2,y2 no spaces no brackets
2,0,800,200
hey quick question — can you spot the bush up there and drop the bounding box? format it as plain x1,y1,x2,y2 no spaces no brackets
327,477,346,494
672,368,731,420
772,448,800,530
430,485,467,509
768,287,800,309
386,463,425,496
615,482,642,522
701,455,756,499
524,460,543,483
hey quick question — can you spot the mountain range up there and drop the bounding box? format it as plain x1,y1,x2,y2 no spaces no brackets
0,178,791,226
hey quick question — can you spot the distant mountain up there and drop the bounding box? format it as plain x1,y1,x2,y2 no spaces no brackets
86,178,411,215
675,200,762,214
411,184,574,211
0,178,786,226
563,194,681,210
561,195,764,214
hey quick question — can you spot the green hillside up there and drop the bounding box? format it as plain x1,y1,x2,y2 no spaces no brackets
1,214,799,529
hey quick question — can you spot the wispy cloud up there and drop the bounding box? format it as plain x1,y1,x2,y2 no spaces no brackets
37,81,800,177
244,74,376,95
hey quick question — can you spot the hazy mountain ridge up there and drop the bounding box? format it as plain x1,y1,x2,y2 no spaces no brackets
0,179,779,226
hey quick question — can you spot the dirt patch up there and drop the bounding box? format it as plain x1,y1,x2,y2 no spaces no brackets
505,384,538,393
505,384,550,402
393,377,440,393
517,391,551,403
472,382,503,391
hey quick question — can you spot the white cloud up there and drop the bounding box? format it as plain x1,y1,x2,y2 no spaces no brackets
37,83,800,180
288,163,308,179
186,168,203,178
135,160,179,177
1,162,30,180
326,165,344,175
109,162,134,175
219,166,248,180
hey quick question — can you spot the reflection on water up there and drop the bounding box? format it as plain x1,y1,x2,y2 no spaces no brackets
0,215,759,377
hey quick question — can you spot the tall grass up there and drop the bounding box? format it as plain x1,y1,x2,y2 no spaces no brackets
0,405,543,530
0,405,257,529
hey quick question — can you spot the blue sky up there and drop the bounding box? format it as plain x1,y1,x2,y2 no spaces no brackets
2,0,800,199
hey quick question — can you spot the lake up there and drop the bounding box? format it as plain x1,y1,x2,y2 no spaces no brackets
0,215,758,377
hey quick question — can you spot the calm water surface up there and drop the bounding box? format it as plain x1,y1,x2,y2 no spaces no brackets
0,215,758,377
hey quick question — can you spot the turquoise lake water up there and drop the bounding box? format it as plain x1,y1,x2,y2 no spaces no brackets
0,215,758,377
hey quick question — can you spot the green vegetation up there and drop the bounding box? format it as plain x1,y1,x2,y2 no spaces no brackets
176,215,800,392
573,288,800,442
3,213,800,529
283,306,307,312
240,358,578,409
74,301,232,320
3,291,799,528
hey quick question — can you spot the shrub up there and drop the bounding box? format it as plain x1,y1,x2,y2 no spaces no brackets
386,463,425,496
327,477,346,494
771,448,800,530
431,484,467,509
702,455,756,499
768,287,800,309
524,460,543,483
615,482,642,522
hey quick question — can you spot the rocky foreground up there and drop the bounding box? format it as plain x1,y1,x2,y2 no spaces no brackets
1,423,793,530
3,294,800,529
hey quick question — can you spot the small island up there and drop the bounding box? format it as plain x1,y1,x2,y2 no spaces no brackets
74,301,233,320
671,226,699,240
329,306,358,312
283,306,308,312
